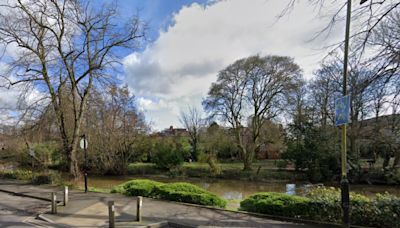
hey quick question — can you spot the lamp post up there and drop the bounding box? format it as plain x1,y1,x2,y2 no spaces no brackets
341,0,352,227
80,134,88,193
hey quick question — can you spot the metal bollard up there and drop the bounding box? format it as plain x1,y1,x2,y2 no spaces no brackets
51,192,57,214
108,201,115,228
136,196,142,222
64,186,69,206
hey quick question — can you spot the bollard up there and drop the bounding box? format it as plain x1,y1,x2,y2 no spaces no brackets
64,186,69,206
51,192,57,214
108,201,115,228
136,196,142,222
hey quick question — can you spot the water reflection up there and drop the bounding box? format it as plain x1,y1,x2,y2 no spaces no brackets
286,184,296,195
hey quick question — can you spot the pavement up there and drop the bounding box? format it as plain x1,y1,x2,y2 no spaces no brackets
0,179,333,228
0,188,51,227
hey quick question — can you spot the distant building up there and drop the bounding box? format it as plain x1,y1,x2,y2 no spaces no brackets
358,114,400,141
156,126,189,137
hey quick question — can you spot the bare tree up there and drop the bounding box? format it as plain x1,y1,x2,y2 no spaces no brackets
309,62,342,127
203,55,302,170
0,0,146,178
179,106,203,161
85,85,147,175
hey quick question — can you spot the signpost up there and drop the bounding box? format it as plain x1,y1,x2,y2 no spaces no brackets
80,135,88,193
335,95,351,126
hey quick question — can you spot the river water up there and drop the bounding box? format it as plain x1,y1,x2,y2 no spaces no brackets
84,175,400,201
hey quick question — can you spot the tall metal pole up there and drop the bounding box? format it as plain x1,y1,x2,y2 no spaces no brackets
341,0,352,227
83,134,88,193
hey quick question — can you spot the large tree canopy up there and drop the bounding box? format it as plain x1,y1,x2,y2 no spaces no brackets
203,55,302,170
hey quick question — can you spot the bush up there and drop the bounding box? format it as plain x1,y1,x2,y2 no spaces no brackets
152,139,184,170
240,192,311,219
240,187,400,228
306,187,372,224
111,179,227,208
275,160,289,170
282,124,340,182
111,179,163,197
32,172,61,185
371,193,400,227
154,182,227,208
0,169,33,180
0,169,61,185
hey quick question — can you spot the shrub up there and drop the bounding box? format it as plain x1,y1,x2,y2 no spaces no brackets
111,179,226,208
154,182,227,208
371,193,400,228
111,179,163,197
110,184,126,194
0,169,61,185
33,141,61,166
0,169,33,180
152,139,184,170
275,160,288,170
32,172,61,185
240,187,400,228
305,187,373,223
240,192,311,219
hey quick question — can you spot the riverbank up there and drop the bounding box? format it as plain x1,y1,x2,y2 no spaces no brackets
0,179,327,228
126,161,307,181
2,165,400,208
126,161,400,185
1,176,399,227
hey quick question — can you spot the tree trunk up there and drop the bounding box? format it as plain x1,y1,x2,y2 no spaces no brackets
191,139,198,161
68,146,80,178
243,158,253,171
382,155,391,170
392,153,400,170
243,144,256,171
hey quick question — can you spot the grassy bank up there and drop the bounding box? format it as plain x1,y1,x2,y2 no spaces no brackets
127,161,305,181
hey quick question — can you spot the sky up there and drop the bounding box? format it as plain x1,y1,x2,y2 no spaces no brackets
0,0,346,131
119,0,344,130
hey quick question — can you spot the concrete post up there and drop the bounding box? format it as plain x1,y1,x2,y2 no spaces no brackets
136,196,142,222
64,186,69,206
51,192,57,214
108,201,115,228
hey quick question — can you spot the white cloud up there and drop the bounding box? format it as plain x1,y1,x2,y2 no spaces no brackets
124,0,344,130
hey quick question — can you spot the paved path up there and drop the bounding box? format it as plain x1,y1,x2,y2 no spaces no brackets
0,190,50,227
0,179,332,228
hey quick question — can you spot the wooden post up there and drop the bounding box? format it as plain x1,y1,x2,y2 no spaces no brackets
64,186,69,206
136,196,142,222
108,201,115,228
51,192,57,214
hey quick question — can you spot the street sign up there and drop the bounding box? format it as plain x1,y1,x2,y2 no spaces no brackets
335,95,351,126
80,138,88,150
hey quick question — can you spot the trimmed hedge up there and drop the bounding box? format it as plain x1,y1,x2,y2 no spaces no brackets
111,179,163,197
240,187,400,228
111,179,227,208
155,182,227,208
240,192,311,218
